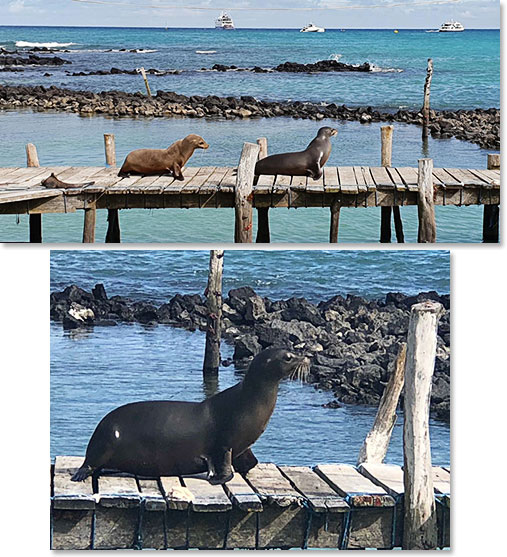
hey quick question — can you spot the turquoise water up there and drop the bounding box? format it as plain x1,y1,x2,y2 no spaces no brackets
50,250,450,465
0,27,499,109
0,26,499,243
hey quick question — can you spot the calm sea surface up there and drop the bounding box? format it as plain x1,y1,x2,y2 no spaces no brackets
50,250,450,465
0,26,500,242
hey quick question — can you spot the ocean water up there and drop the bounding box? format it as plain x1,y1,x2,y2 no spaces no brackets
0,26,499,243
50,250,450,465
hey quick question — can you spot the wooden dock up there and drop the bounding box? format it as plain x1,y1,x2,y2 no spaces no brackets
0,161,500,242
50,457,450,550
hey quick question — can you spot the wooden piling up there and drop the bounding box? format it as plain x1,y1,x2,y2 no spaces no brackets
357,343,407,465
26,143,42,242
234,142,259,243
203,250,224,376
422,58,433,140
104,133,121,243
417,158,436,243
82,208,96,243
380,126,393,243
255,137,270,243
136,67,152,98
483,153,500,243
403,301,443,550
330,201,340,243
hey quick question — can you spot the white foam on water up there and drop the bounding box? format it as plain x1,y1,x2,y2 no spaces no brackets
15,41,77,48
370,64,403,73
196,50,217,54
328,53,343,61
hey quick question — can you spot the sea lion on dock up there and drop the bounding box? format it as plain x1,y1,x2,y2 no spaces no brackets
118,134,209,180
41,173,95,189
255,127,337,180
71,347,309,485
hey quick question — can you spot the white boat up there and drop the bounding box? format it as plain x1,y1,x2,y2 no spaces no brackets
300,23,325,33
439,20,465,32
215,11,234,30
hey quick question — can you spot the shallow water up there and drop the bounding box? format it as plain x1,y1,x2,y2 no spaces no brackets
50,250,450,466
0,111,495,242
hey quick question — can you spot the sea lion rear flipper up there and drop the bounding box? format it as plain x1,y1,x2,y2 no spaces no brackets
233,448,258,474
71,463,95,482
206,447,233,485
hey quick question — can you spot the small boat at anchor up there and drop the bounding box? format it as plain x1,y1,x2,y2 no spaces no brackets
215,11,235,30
300,23,325,33
439,20,465,32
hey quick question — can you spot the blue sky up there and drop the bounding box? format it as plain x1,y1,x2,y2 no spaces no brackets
2,0,500,28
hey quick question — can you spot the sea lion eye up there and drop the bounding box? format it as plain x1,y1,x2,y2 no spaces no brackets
284,353,293,361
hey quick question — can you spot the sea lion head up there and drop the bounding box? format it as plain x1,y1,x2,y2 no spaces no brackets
248,347,310,383
185,134,209,150
317,127,338,138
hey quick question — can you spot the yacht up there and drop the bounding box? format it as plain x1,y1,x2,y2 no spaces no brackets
439,20,465,32
300,23,325,33
215,12,235,30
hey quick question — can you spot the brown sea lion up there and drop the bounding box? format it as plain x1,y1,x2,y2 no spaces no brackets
70,347,310,485
118,134,209,180
41,173,95,189
255,127,337,180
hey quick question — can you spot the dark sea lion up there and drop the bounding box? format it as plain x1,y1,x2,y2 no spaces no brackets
255,127,337,179
71,347,310,484
41,173,95,189
118,134,209,180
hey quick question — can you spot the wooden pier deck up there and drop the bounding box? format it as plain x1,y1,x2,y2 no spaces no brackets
0,162,500,242
51,457,450,550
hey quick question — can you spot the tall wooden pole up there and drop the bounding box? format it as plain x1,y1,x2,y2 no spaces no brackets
136,67,152,98
357,343,407,465
483,153,500,243
104,133,121,243
422,58,433,140
403,301,443,550
234,142,259,243
417,158,436,243
256,137,270,243
380,125,393,243
26,143,42,243
203,250,224,376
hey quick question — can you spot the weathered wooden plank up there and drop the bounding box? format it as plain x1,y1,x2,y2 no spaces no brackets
324,166,340,190
432,467,450,495
0,188,62,205
339,166,359,187
446,168,487,187
246,463,302,506
223,472,262,511
53,472,95,510
97,475,141,507
182,475,232,512
138,479,166,511
386,166,407,191
220,167,238,190
432,167,461,186
200,166,228,194
315,464,394,507
0,167,22,181
159,476,193,510
274,173,292,187
395,167,419,192
469,168,500,187
357,463,404,497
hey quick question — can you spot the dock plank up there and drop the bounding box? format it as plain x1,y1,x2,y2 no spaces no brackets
182,475,232,512
159,476,193,510
97,475,141,507
315,464,394,507
246,462,302,506
279,466,349,512
324,166,340,191
53,456,95,510
432,467,451,495
138,479,167,511
223,472,263,511
357,463,404,497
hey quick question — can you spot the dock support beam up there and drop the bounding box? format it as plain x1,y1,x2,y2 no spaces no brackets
417,158,436,243
330,201,340,243
403,301,443,550
82,208,96,243
379,125,404,243
256,137,270,243
235,142,259,243
357,343,407,465
104,133,121,243
203,250,224,377
483,153,500,243
26,143,42,243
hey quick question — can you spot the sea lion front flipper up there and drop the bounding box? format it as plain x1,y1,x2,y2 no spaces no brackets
171,163,184,181
206,447,233,485
233,448,258,474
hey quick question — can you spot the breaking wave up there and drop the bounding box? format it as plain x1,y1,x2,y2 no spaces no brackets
16,41,77,48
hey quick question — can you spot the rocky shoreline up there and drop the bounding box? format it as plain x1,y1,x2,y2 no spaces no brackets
50,284,450,422
0,84,498,149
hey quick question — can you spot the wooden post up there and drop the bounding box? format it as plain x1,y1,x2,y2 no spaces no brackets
403,301,443,550
235,142,259,243
136,67,152,98
26,143,42,243
380,126,393,243
104,133,121,243
422,58,433,140
329,201,340,243
483,153,500,243
357,343,407,465
417,158,436,243
82,208,96,243
255,137,270,243
203,250,224,376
